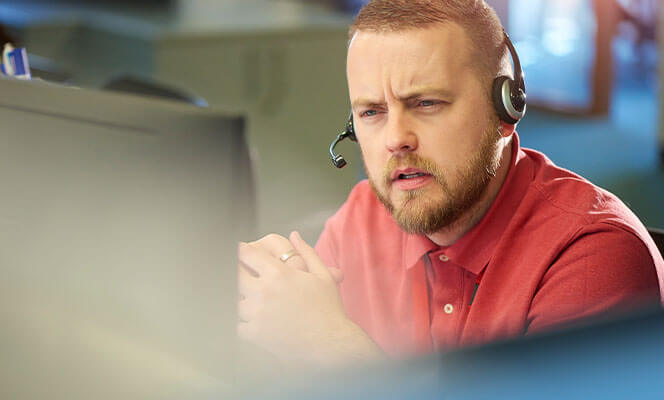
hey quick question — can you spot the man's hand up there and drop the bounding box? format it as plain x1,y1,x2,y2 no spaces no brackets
237,231,382,367
241,233,343,283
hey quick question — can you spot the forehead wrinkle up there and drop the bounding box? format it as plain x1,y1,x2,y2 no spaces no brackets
395,85,455,101
389,45,467,102
347,34,390,106
347,24,478,109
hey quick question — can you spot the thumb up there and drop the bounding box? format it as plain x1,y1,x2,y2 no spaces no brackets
328,266,344,284
290,231,341,282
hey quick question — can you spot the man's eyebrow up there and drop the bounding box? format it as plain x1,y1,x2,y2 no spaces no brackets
397,87,454,101
351,98,385,110
351,88,454,109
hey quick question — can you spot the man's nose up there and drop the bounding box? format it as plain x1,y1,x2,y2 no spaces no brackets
385,112,418,154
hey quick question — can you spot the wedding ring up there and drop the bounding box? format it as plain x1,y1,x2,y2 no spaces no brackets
279,249,298,263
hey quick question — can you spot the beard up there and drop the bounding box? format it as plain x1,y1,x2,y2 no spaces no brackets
367,123,503,236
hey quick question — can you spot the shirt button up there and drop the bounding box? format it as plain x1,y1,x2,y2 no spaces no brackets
438,254,449,262
444,304,454,314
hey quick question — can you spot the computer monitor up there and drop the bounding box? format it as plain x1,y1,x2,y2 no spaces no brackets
248,307,664,400
0,77,254,399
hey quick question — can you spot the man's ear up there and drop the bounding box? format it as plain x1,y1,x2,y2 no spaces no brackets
499,121,516,138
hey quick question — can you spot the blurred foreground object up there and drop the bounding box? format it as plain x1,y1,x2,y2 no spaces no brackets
0,77,255,399
244,307,664,400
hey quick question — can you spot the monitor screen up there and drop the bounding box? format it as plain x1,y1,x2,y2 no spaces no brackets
0,77,254,399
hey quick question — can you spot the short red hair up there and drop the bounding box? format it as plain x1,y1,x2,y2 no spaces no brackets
350,0,509,90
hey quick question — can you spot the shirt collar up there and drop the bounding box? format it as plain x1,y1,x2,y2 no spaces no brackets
403,132,534,274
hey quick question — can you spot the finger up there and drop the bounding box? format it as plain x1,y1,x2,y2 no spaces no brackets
289,231,333,280
238,241,284,277
251,234,309,272
238,297,254,322
329,267,344,284
249,233,294,259
281,252,308,272
238,264,260,297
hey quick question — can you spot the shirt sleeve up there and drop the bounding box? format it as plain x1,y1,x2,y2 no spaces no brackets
526,224,661,335
315,219,339,270
314,181,369,272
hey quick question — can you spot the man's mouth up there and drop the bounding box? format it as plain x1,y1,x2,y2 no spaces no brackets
391,168,431,181
398,172,429,180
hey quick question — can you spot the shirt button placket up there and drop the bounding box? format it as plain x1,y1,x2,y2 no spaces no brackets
436,254,453,315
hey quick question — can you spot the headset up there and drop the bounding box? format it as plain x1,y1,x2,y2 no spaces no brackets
330,30,526,168
329,111,357,168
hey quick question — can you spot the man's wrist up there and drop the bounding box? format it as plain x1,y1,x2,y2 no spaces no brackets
315,318,386,367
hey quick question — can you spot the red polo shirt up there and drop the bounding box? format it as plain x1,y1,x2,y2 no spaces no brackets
315,133,663,357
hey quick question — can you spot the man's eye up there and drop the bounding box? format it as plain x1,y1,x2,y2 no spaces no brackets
360,109,378,117
419,100,437,107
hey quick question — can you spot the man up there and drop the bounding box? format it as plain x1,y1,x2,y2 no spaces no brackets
237,0,663,365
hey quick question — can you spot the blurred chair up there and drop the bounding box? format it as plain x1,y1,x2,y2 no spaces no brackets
101,75,208,107
648,227,664,257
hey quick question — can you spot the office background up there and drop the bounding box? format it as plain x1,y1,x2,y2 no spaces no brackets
0,0,661,241
1,1,663,399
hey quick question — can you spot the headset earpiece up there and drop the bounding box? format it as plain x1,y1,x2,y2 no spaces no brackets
492,75,525,124
492,31,527,125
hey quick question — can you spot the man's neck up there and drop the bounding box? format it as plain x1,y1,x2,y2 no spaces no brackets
426,135,514,247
